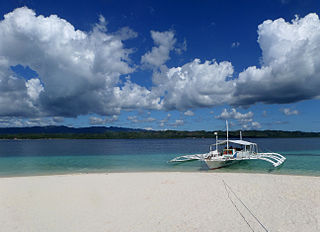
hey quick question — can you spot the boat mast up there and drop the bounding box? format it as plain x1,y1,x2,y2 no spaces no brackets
214,132,218,151
240,131,242,140
226,120,229,149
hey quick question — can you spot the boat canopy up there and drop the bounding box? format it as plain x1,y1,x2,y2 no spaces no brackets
228,140,256,146
215,140,256,146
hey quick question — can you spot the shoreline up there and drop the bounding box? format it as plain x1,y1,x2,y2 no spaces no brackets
1,169,320,179
1,170,320,179
0,135,320,141
0,172,319,231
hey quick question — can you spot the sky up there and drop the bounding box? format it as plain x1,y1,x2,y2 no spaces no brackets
0,0,320,131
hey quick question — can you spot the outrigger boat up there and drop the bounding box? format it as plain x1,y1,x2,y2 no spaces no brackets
169,121,286,169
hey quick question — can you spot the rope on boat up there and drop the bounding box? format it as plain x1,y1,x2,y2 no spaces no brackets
222,179,269,232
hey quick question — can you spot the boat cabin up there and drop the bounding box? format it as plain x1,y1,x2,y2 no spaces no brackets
210,139,258,158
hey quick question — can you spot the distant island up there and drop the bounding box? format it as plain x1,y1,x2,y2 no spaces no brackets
0,126,319,139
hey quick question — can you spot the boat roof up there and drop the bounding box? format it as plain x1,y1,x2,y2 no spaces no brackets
216,140,256,146
229,140,256,145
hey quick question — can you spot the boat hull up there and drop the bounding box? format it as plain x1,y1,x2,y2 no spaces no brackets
204,159,238,170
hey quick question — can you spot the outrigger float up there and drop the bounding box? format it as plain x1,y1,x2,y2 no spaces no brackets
169,121,286,169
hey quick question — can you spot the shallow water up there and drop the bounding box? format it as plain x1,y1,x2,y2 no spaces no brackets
0,138,319,176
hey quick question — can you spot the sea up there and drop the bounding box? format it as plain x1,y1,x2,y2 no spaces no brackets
0,138,319,177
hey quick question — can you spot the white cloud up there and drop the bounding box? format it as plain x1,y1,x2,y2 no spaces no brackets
152,59,234,110
184,110,194,116
90,117,105,125
25,78,44,101
0,117,23,127
107,115,119,122
216,108,253,121
0,7,151,118
231,42,240,48
159,113,171,127
52,117,64,123
233,13,320,105
145,117,156,122
113,26,138,40
113,80,161,111
0,8,320,122
175,38,187,54
0,116,64,127
90,115,119,125
281,108,299,115
127,115,139,123
252,121,261,128
127,115,156,124
151,13,320,110
141,30,176,67
216,108,260,130
169,119,184,127
243,121,262,130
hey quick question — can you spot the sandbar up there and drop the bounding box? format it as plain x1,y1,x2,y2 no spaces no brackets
0,172,319,232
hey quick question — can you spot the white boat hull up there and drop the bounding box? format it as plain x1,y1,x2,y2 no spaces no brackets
204,159,238,169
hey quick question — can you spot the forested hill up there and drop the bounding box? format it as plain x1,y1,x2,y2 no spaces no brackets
0,126,144,135
0,126,319,139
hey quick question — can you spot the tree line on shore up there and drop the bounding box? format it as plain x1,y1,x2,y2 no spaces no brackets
0,128,319,139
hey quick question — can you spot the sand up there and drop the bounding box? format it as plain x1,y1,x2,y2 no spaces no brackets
0,172,319,232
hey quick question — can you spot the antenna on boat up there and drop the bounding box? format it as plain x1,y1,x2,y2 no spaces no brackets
240,131,242,140
226,120,229,149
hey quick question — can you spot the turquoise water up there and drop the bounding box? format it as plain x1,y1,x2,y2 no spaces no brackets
0,138,319,176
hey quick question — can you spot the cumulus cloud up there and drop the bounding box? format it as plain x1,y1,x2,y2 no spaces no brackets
216,108,253,121
184,110,194,116
25,78,44,101
151,13,320,110
141,30,176,67
1,8,320,123
113,79,161,111
152,59,234,110
0,7,156,118
90,117,105,125
281,108,299,115
233,13,320,106
244,121,261,130
216,108,260,129
90,115,119,125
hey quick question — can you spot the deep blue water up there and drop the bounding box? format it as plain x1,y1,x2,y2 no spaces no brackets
0,138,319,176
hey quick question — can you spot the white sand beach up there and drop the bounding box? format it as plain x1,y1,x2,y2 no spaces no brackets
0,172,319,232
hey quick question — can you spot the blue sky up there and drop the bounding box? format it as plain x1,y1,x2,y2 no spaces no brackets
0,0,319,131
